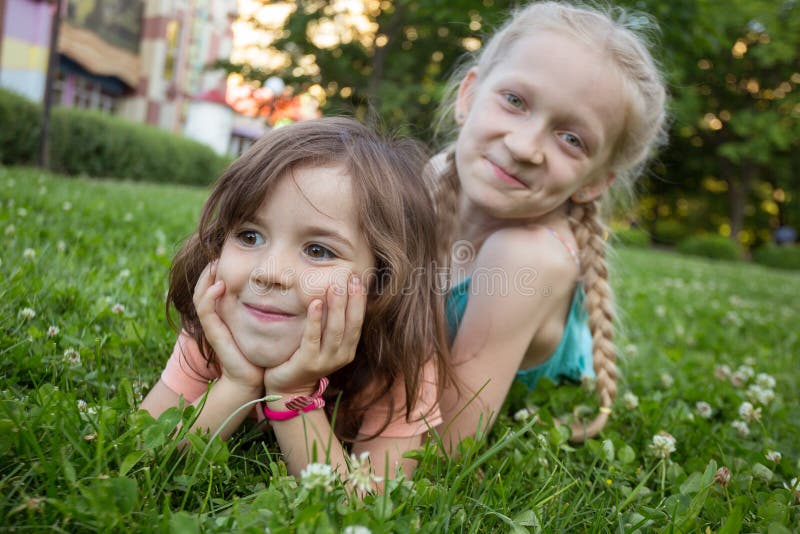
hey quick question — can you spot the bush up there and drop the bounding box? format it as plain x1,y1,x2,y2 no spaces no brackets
0,88,230,184
676,234,742,261
753,244,800,270
652,219,691,245
612,227,650,247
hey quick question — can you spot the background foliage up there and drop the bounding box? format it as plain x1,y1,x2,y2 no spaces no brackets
0,89,229,185
230,0,799,248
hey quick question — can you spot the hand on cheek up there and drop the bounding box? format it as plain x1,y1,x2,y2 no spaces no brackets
193,260,266,390
264,274,367,397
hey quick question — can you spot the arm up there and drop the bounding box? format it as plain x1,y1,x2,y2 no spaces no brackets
437,228,579,451
140,262,265,440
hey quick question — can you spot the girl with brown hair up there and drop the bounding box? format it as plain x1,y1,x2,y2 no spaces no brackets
433,1,669,445
141,117,449,482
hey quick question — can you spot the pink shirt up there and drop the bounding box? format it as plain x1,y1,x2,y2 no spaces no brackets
160,333,442,438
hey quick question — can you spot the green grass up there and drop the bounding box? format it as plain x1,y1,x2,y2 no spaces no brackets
2,165,798,532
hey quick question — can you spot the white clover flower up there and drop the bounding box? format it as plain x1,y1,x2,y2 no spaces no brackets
156,244,167,256
695,401,713,419
736,365,755,381
111,303,126,315
23,248,36,260
730,371,747,388
765,451,782,464
514,408,532,422
342,526,372,534
535,433,548,448
5,224,15,236
56,240,66,253
738,401,761,423
755,373,776,389
118,269,131,279
784,478,799,504
123,212,133,222
659,372,674,388
347,452,382,494
47,325,59,337
63,348,81,367
17,208,27,217
649,431,676,459
300,463,337,491
38,186,47,195
19,307,36,320
624,344,638,356
746,384,776,406
655,305,666,318
623,391,639,409
752,463,773,483
731,420,750,437
743,356,757,366
62,201,72,211
714,364,731,381
537,456,549,468
77,399,88,412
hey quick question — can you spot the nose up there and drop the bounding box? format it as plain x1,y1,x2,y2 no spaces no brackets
248,246,295,294
504,120,546,165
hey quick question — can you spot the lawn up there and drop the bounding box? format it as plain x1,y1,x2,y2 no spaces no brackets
1,166,798,532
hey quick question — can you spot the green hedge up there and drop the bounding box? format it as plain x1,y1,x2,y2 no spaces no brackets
676,234,742,261
0,88,230,184
612,227,651,247
753,244,800,270
652,219,691,245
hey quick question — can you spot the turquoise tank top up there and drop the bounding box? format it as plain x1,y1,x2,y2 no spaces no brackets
445,277,595,390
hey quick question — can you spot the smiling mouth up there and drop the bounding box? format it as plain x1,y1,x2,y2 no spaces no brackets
487,159,528,189
243,303,297,322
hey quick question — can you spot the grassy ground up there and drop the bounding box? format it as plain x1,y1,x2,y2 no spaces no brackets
1,166,798,532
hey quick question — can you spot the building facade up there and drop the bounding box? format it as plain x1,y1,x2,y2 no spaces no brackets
0,0,238,141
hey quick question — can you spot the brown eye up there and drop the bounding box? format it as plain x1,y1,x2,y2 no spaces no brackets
237,230,263,246
305,244,336,260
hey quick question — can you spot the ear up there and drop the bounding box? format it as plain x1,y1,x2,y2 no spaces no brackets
571,172,616,203
455,68,479,125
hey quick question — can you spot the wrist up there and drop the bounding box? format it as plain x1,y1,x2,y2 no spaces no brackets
218,374,263,397
263,377,329,422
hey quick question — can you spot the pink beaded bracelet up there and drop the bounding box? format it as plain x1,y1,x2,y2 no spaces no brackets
263,377,329,421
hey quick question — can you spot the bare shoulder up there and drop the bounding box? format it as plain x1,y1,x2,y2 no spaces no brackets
475,226,579,300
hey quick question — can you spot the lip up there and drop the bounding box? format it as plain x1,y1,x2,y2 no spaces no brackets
487,159,528,189
243,303,297,322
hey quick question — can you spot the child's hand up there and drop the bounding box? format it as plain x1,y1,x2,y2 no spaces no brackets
264,274,366,397
194,261,265,390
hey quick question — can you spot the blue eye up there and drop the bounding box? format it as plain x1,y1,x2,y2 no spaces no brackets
560,132,584,150
305,244,336,261
237,230,264,247
504,92,524,108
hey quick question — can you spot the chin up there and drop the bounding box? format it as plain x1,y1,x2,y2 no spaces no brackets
234,335,298,369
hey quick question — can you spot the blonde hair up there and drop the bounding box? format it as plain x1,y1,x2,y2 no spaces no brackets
435,1,668,440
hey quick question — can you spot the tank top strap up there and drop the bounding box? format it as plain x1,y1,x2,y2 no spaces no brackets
532,225,580,269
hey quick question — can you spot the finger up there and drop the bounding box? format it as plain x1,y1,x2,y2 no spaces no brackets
301,299,323,352
193,260,219,304
321,280,347,355
340,275,366,355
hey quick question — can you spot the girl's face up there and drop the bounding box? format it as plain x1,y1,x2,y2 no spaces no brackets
455,30,625,220
214,164,375,368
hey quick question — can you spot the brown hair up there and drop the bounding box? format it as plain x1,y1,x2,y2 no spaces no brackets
434,1,668,440
167,117,450,441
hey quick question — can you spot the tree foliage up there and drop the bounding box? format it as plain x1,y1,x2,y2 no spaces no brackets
228,0,800,247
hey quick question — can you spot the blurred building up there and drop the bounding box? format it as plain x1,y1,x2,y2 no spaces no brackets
0,0,241,153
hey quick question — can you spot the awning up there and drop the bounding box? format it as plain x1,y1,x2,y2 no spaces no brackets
57,23,140,88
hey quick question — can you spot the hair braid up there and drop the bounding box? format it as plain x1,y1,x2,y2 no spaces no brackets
434,150,462,276
567,200,617,441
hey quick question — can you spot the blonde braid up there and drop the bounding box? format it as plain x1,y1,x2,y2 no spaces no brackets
567,200,617,441
434,150,462,275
